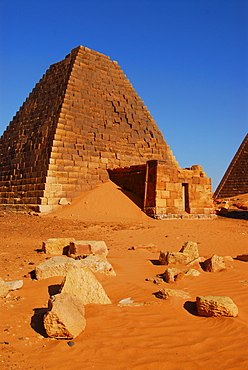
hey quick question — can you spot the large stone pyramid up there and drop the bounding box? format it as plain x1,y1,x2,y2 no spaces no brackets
214,134,248,198
0,46,178,212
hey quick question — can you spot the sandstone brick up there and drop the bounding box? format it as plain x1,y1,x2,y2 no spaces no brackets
42,238,75,255
60,267,111,305
44,293,86,339
69,240,108,257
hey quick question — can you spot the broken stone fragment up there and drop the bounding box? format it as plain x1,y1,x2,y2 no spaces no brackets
184,269,201,277
0,278,10,298
236,254,248,262
132,244,158,253
69,240,108,257
164,268,184,283
159,251,190,265
35,256,81,280
44,293,86,339
196,296,238,317
167,251,190,265
60,267,111,305
145,277,164,285
0,278,23,298
42,238,75,255
155,288,191,299
159,250,169,265
4,280,23,290
58,198,71,205
179,241,199,261
203,254,226,272
163,268,200,283
79,255,116,276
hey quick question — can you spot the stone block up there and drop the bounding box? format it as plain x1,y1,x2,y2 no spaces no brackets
44,293,86,339
166,251,190,265
42,238,75,255
203,254,226,272
35,256,80,280
196,296,238,317
79,255,116,276
69,240,108,257
155,288,191,299
60,267,111,305
179,241,199,261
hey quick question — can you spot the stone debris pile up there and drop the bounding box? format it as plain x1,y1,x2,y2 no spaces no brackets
145,240,241,318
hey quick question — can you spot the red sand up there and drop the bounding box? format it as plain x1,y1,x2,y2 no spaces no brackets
0,181,247,369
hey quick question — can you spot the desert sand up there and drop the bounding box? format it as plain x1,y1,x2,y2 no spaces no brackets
0,181,247,369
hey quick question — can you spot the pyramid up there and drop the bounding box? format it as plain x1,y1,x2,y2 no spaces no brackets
0,46,178,212
214,134,248,199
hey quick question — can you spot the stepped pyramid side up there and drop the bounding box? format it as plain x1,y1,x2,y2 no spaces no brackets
0,49,78,210
0,46,178,211
214,134,248,198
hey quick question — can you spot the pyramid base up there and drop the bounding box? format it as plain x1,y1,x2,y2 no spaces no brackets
0,203,61,214
154,213,217,220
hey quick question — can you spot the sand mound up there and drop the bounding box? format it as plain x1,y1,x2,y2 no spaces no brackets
52,180,149,222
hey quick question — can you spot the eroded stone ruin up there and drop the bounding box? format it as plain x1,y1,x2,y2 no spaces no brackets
0,45,214,218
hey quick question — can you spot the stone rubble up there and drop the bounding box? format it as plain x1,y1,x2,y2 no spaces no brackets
203,254,226,272
196,296,238,317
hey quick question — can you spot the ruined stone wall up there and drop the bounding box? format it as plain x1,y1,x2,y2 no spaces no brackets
153,163,213,217
108,165,146,200
109,160,214,218
214,134,248,198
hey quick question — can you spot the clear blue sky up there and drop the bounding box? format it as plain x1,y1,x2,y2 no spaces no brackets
0,0,247,190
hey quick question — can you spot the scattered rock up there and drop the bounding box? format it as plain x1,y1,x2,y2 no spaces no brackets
131,243,158,253
163,268,200,283
155,288,191,299
236,254,248,262
4,280,23,290
79,255,116,276
203,254,226,272
159,250,169,265
179,241,199,261
145,277,164,285
167,251,190,265
184,269,201,277
60,267,111,305
186,257,202,266
196,296,238,317
164,268,184,283
44,293,86,339
67,341,75,347
0,278,10,298
69,240,108,257
0,278,23,298
35,256,81,280
58,198,71,205
42,238,75,255
117,298,155,307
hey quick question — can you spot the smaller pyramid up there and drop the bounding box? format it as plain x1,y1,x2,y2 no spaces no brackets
214,134,248,198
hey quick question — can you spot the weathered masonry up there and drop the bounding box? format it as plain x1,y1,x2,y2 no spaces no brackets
214,134,248,199
109,161,214,219
0,45,214,218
